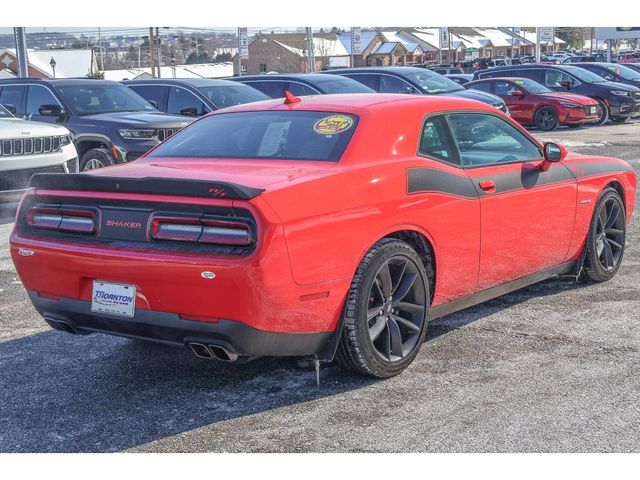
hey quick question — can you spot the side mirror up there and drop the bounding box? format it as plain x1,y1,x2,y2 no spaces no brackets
2,103,16,115
541,142,567,171
38,104,64,117
511,90,525,96
179,107,199,117
560,80,572,90
148,100,158,108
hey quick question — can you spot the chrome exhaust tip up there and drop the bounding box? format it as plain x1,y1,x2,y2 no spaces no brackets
189,342,213,359
44,317,78,334
208,344,239,362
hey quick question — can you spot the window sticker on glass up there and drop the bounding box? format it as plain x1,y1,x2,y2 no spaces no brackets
515,80,525,85
313,115,354,135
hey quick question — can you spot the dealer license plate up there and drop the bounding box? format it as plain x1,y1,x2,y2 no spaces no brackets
590,106,597,115
91,281,136,317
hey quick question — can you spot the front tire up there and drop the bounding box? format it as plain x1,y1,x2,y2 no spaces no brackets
534,107,559,131
580,188,626,283
80,147,116,171
335,239,430,378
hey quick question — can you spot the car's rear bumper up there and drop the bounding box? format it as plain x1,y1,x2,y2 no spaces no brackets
29,291,333,357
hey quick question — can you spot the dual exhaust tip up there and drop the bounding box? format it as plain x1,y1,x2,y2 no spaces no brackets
44,316,78,335
189,342,239,362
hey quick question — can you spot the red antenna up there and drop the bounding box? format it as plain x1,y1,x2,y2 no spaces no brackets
283,90,301,105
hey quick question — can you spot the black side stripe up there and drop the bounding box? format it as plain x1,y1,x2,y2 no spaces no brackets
567,161,634,178
473,163,576,195
407,168,478,198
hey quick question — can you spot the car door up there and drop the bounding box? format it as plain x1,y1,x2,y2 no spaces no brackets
25,84,64,122
494,80,532,123
127,84,169,112
543,69,578,92
446,112,577,291
167,86,208,117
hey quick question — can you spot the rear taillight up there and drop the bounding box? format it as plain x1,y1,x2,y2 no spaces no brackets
150,214,254,246
27,206,96,234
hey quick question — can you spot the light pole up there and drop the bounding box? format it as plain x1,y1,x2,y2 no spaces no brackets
171,53,176,78
50,56,57,78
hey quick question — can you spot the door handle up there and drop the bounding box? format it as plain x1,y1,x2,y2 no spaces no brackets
479,180,496,193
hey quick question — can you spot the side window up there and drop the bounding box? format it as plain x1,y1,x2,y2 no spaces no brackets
418,115,457,165
469,81,493,93
544,69,575,88
129,85,168,110
379,75,416,94
287,82,318,96
343,74,378,91
243,81,285,98
0,85,26,114
447,113,541,167
595,68,616,81
167,87,206,116
26,85,59,115
494,81,516,96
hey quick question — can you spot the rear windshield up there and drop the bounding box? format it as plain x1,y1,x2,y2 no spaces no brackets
148,110,358,162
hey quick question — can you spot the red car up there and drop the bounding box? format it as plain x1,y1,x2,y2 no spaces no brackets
466,77,600,131
10,93,636,378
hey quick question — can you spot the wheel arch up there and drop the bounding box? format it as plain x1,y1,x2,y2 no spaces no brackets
74,134,114,159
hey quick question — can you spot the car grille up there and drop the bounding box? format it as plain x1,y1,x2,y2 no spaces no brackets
0,164,65,192
156,128,180,142
0,136,61,157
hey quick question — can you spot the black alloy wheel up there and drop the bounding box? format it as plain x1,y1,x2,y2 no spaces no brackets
534,107,559,131
366,256,426,362
581,188,626,282
336,239,430,378
594,196,625,271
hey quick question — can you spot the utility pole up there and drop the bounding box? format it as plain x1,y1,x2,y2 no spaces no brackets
447,28,452,64
305,27,315,72
590,27,594,55
156,27,162,78
535,27,541,63
149,27,156,77
98,26,104,71
13,27,29,78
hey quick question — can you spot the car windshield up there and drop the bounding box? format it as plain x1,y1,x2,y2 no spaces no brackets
56,84,157,115
562,66,608,83
603,64,640,80
311,76,375,94
198,85,269,109
401,70,464,94
514,78,552,94
0,104,12,118
148,110,358,162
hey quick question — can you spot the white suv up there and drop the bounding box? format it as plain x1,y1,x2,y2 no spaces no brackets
0,104,78,209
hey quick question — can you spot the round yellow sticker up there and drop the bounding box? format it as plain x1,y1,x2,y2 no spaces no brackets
313,115,354,135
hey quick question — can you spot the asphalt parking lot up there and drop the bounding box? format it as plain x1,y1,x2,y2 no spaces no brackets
0,121,639,453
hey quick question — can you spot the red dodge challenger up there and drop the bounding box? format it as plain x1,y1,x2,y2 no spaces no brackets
466,77,600,131
10,93,636,378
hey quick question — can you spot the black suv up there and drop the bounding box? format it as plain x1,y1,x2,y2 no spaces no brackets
0,79,193,170
473,64,640,124
228,73,375,97
124,78,269,117
323,67,509,113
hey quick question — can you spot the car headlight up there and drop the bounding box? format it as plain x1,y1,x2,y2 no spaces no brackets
558,101,582,108
59,134,72,146
118,128,156,139
611,90,630,96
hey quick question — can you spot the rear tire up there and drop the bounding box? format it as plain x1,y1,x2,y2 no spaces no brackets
534,107,559,131
80,147,116,171
335,239,430,378
580,188,626,283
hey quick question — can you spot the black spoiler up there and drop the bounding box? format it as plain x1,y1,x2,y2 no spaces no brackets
29,173,265,200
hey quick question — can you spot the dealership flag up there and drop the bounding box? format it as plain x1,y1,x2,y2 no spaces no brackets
440,28,449,49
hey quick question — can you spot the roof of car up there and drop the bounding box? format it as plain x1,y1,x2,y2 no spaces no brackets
469,77,530,82
324,66,428,76
211,92,493,115
123,78,243,88
0,78,123,86
231,73,354,82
